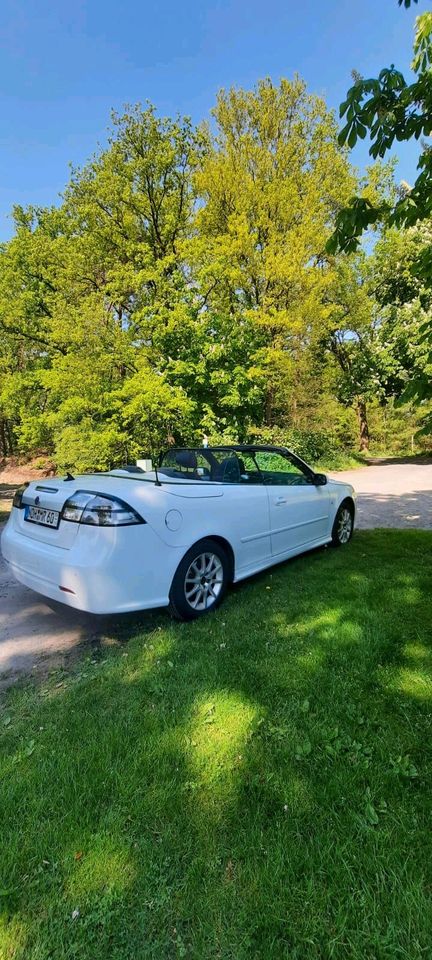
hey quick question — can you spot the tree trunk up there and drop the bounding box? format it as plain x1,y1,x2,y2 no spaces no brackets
265,386,274,427
0,419,6,457
356,398,369,452
0,418,15,457
5,419,14,455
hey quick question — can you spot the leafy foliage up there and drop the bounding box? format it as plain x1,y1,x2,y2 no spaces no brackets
328,13,432,257
326,9,432,430
0,82,430,468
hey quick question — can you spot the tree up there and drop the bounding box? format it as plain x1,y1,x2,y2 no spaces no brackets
368,224,432,436
192,77,356,432
1,84,426,470
328,11,432,256
327,7,432,432
0,206,68,458
321,256,376,451
0,107,205,468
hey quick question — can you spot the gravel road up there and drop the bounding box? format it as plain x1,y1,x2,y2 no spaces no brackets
1,461,431,682
329,461,432,530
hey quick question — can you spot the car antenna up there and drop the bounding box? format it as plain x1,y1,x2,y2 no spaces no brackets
151,448,162,487
64,471,75,481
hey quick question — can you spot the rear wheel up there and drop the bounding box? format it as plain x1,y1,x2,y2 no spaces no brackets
331,501,354,547
169,538,229,621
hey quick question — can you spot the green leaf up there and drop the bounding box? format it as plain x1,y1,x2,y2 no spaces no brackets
365,802,379,826
338,123,351,147
347,127,358,149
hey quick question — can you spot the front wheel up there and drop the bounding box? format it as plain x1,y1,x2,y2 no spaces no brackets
169,538,229,621
331,501,354,547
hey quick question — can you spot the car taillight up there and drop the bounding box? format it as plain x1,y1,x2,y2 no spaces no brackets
61,491,144,527
12,485,28,509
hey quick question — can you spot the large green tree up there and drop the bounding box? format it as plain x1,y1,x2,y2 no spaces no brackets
0,108,203,468
327,7,432,429
1,81,427,469
0,104,271,466
368,223,432,436
192,77,356,431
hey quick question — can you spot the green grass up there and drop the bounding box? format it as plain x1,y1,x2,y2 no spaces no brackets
1,530,432,959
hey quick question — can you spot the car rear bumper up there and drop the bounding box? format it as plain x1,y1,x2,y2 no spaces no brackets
1,515,181,614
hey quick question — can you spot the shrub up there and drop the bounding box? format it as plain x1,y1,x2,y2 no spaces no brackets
246,426,343,465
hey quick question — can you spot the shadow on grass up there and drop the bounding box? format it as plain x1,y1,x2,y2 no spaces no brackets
1,530,432,959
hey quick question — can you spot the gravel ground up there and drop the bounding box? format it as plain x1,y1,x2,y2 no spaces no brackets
329,461,432,530
1,461,431,683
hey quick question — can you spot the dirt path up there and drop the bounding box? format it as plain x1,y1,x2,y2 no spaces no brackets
1,462,431,683
328,461,432,530
0,556,103,679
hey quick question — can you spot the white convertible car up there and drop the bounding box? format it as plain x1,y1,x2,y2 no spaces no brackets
1,445,355,620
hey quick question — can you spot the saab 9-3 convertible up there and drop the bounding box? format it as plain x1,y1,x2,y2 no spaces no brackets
1,445,356,620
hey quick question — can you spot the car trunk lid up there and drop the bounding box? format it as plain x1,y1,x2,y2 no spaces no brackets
15,478,83,548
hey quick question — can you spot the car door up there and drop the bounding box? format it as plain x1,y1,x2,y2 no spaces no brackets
209,449,272,575
253,450,331,558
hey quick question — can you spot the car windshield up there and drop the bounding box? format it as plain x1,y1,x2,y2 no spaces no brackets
159,448,263,483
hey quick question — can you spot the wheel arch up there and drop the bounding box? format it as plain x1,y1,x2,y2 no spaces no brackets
339,495,356,518
206,535,235,582
331,495,356,548
174,534,235,585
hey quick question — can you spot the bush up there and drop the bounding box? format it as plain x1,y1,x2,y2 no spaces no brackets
246,425,343,466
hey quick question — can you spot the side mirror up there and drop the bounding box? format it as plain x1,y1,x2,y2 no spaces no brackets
313,472,327,486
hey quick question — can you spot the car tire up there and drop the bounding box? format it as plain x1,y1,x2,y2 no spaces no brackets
331,500,354,547
169,538,229,621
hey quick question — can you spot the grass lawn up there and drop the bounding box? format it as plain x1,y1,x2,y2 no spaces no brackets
1,530,432,959
315,452,366,472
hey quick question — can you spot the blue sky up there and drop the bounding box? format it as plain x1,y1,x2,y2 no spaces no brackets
0,0,422,240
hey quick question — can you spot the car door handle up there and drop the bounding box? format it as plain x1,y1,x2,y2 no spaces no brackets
274,496,287,505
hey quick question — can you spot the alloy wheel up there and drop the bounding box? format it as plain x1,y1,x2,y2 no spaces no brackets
184,552,224,611
338,507,353,544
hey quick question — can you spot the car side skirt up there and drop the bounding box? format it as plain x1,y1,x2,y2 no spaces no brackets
233,536,332,583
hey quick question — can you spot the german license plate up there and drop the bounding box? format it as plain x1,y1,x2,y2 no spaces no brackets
25,505,60,528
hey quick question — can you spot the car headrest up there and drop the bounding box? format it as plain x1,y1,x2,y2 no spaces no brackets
219,456,241,482
175,450,197,469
